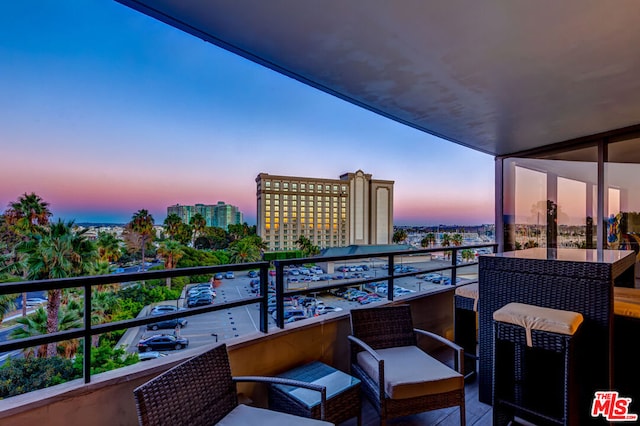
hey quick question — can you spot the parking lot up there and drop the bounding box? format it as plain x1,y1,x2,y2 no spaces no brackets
128,259,478,358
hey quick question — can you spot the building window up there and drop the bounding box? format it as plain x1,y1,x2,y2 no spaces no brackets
265,181,271,188
292,183,298,191
333,185,338,193
274,182,280,190
301,183,306,191
309,184,314,191
283,182,289,191
317,184,323,192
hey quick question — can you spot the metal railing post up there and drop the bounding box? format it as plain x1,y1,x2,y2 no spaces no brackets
275,260,285,329
259,264,268,332
84,283,92,384
451,247,458,285
388,254,394,301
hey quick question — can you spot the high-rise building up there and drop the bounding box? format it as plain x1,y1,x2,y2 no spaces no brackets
212,201,243,230
256,170,394,251
167,204,195,225
166,202,243,230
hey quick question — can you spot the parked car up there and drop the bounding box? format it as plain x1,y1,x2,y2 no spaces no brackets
269,270,277,276
138,334,189,352
214,273,224,280
347,290,368,301
151,305,178,314
25,297,48,307
272,309,306,321
187,295,213,308
248,270,258,278
285,316,308,324
188,288,217,299
146,317,188,331
316,305,343,315
359,294,382,305
138,351,168,361
225,271,235,279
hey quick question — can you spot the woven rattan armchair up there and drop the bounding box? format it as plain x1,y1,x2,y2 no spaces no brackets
133,343,333,426
349,305,465,426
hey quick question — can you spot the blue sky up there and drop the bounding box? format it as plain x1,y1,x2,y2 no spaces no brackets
0,1,495,226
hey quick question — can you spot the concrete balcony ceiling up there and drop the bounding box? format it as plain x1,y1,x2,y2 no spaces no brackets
118,0,640,156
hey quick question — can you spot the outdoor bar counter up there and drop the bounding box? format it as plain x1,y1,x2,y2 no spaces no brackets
478,248,636,423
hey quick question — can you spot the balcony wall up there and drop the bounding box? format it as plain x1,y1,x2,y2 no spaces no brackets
0,289,454,426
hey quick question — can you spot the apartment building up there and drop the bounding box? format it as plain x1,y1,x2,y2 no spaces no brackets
256,170,394,251
167,202,243,230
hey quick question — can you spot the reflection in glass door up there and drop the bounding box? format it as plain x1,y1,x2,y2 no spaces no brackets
503,158,597,251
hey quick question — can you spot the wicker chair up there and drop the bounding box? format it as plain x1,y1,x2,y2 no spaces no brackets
133,343,333,426
349,305,465,426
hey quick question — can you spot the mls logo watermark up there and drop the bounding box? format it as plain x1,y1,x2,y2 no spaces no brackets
591,391,638,421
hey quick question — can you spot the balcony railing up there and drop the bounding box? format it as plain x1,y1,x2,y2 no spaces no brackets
0,243,496,387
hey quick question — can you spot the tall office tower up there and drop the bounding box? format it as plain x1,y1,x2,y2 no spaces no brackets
256,170,394,251
167,204,195,224
212,201,243,230
167,202,243,229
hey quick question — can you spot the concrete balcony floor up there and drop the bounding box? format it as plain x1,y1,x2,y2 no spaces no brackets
342,377,492,426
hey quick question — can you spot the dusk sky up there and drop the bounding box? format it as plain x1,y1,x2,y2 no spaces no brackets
1,2,495,226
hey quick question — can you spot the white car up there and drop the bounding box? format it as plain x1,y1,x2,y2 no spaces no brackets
317,306,343,315
26,297,48,307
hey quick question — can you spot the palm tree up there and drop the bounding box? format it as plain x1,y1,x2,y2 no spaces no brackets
5,192,52,316
5,192,52,233
189,213,206,247
10,306,82,358
129,209,155,271
163,213,182,240
175,222,193,246
295,236,319,257
420,236,430,249
0,294,15,322
17,219,97,357
156,240,185,288
392,229,408,244
228,237,262,263
96,232,121,263
451,233,463,247
441,233,452,260
426,232,436,247
461,249,475,262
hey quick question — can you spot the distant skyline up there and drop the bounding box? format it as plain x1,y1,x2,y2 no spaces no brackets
0,2,495,227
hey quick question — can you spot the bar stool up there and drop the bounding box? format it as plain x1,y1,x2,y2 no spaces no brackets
613,287,640,409
493,303,583,426
454,283,478,380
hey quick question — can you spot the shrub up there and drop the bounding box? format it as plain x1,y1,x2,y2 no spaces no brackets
0,357,80,398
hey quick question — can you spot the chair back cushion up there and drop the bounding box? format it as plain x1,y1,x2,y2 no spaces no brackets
134,344,238,426
350,305,417,349
356,346,463,399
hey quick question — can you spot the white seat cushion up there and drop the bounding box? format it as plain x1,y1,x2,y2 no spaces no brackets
356,345,463,400
493,302,584,347
217,404,333,425
455,283,479,311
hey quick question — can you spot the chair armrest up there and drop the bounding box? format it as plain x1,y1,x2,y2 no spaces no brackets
233,376,327,420
348,335,382,362
413,328,465,374
348,335,386,400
